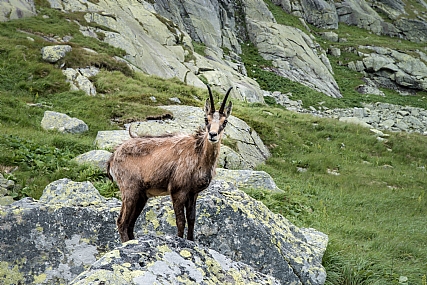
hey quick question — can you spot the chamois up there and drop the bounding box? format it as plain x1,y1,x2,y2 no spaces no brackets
107,85,233,242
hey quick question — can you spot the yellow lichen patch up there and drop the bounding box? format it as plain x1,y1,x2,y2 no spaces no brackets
179,249,192,259
0,261,25,284
166,208,176,226
122,262,132,268
145,209,159,229
33,273,47,284
126,239,139,245
156,244,172,254
100,249,121,265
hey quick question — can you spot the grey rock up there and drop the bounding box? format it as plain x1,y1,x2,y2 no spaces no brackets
0,178,328,285
72,234,281,285
328,46,341,57
247,20,342,98
395,18,427,43
73,150,113,170
41,111,88,134
63,67,99,96
272,0,338,29
0,196,14,206
379,118,395,129
338,117,371,128
39,178,107,206
217,145,251,170
169,97,181,104
41,45,72,63
0,173,15,195
94,130,130,150
215,168,283,192
0,0,36,22
319,31,339,42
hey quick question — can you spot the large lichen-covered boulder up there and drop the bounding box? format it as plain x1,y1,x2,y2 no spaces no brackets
138,180,328,285
0,180,122,285
0,0,36,22
0,177,327,285
41,110,89,134
72,234,281,284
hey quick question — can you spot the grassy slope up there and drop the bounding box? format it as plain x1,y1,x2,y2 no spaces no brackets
0,3,426,285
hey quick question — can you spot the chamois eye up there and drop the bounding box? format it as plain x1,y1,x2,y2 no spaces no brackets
223,119,228,127
205,118,209,125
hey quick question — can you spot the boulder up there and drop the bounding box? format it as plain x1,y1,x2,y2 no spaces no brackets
359,46,427,93
0,178,328,285
41,45,72,63
94,130,129,150
62,67,99,96
0,0,36,22
73,150,112,170
41,111,88,134
215,168,282,192
72,234,281,284
0,173,16,206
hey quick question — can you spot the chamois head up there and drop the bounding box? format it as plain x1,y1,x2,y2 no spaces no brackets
204,85,233,143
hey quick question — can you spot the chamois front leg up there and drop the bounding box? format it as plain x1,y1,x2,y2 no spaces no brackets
117,189,148,242
185,193,198,241
171,191,187,238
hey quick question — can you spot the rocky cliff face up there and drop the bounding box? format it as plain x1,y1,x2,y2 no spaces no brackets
3,0,426,98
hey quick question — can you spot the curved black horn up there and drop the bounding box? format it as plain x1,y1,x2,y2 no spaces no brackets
219,87,233,113
207,84,215,112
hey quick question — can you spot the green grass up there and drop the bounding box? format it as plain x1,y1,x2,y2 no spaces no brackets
1,3,427,285
235,104,427,284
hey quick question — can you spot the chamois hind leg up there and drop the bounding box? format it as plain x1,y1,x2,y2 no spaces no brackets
117,188,147,242
185,193,198,241
171,191,187,238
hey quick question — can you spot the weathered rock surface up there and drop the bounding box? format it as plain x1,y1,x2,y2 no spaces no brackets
246,19,341,98
0,178,328,285
99,105,270,169
73,150,112,170
215,168,282,192
41,45,72,63
72,234,281,285
41,110,89,133
0,0,36,22
272,0,338,29
46,0,265,103
0,173,15,206
348,46,427,94
264,88,427,135
63,67,100,96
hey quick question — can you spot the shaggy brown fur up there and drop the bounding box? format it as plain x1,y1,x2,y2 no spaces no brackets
108,85,232,242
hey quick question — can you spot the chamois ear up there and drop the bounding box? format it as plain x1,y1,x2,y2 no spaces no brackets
224,101,232,118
